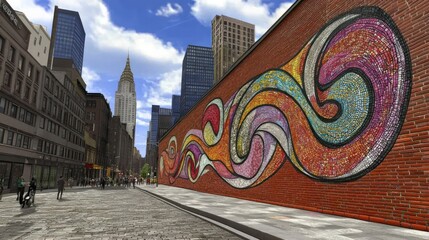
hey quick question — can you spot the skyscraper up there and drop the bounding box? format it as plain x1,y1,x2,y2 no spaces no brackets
48,6,85,75
114,55,136,140
212,15,255,84
180,45,213,117
172,94,181,124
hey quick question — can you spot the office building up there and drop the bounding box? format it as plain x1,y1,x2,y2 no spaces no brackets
212,15,255,84
108,116,133,176
172,94,180,123
48,6,85,75
180,45,213,117
146,105,173,168
114,55,136,140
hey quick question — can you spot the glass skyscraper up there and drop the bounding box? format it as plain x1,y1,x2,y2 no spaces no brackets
180,45,213,117
50,6,85,75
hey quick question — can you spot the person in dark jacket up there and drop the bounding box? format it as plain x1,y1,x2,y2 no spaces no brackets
57,176,65,200
24,177,37,203
16,176,25,204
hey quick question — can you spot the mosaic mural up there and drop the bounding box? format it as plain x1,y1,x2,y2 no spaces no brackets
159,7,411,188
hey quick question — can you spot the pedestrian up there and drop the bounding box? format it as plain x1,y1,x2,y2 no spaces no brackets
24,177,37,204
68,177,73,188
132,177,136,189
101,177,106,189
16,176,25,204
57,176,65,200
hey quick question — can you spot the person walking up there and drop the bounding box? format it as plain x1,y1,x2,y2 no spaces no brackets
132,177,136,189
25,177,37,204
100,177,106,190
57,176,65,200
16,176,25,204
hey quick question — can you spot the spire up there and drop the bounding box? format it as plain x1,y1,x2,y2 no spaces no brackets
120,54,134,83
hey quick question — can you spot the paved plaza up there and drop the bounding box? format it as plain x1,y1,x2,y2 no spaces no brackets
0,186,242,240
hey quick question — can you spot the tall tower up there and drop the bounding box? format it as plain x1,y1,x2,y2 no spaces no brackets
211,15,255,84
48,6,85,75
180,45,213,117
115,55,136,140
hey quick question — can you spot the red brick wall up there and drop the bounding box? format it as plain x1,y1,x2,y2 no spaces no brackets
158,0,429,231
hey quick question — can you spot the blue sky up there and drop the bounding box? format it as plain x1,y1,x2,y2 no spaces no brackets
11,0,296,155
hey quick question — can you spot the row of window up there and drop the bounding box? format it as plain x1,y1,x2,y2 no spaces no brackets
0,97,36,126
0,128,31,149
0,126,84,161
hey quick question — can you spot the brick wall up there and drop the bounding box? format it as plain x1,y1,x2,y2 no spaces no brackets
158,0,429,231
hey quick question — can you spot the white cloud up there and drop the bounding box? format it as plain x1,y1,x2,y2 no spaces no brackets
191,0,293,37
11,0,184,79
82,67,101,92
155,3,183,17
136,119,150,126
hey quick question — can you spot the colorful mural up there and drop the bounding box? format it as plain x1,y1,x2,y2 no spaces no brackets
159,7,411,188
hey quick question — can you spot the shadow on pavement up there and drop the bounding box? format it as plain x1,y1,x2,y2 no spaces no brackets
0,221,34,239
14,207,37,217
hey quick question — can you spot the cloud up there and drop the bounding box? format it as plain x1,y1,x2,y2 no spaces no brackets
11,0,184,79
155,3,183,17
191,0,293,37
136,119,150,126
82,67,101,92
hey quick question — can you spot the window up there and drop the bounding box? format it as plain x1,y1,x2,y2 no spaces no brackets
18,108,25,121
3,71,12,88
18,55,24,70
25,111,33,125
15,79,22,94
27,64,33,78
37,139,43,152
44,47,47,54
6,131,14,145
22,136,30,149
44,76,50,89
0,128,3,144
0,98,6,113
15,133,22,147
42,96,47,111
35,70,40,85
39,36,42,45
39,117,45,129
7,46,15,62
9,104,17,118
0,35,4,54
33,37,37,45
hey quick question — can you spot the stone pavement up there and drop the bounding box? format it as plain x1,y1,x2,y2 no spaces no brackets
138,184,429,240
0,186,242,240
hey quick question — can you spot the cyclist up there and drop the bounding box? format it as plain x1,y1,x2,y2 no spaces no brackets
25,177,37,203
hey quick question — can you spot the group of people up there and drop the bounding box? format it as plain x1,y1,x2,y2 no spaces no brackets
15,176,37,205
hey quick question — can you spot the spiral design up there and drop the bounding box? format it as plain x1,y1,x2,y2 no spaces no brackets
159,7,411,188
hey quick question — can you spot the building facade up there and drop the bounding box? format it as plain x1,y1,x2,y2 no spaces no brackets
0,0,85,191
85,93,111,178
114,55,136,140
146,105,173,169
16,11,50,67
211,15,254,84
171,94,180,124
48,6,85,75
180,45,213,117
108,116,132,177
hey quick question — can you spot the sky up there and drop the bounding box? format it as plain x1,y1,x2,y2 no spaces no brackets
10,0,296,155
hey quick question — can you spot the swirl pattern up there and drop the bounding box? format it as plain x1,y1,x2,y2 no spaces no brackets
159,7,411,188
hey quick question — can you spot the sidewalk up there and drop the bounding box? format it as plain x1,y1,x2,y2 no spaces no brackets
137,184,429,240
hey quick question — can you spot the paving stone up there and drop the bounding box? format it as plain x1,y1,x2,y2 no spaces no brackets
0,186,242,240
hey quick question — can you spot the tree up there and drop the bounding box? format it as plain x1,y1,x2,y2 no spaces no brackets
140,163,151,178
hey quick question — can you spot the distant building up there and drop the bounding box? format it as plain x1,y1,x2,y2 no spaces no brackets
85,93,112,178
212,15,255,84
180,45,213,117
114,55,136,140
146,105,173,169
48,6,85,75
108,116,133,176
172,94,180,123
16,11,50,66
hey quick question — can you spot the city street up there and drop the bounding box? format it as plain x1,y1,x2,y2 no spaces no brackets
0,186,242,240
